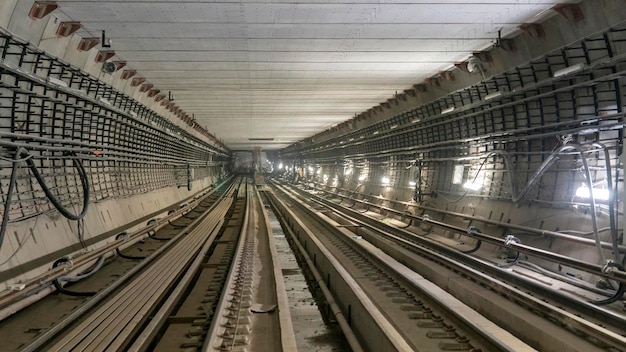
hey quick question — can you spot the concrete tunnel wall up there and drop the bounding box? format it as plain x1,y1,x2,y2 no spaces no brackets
273,0,626,284
0,1,228,289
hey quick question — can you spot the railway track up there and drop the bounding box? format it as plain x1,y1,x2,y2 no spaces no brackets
2,178,295,352
268,178,626,352
3,173,623,351
16,178,240,351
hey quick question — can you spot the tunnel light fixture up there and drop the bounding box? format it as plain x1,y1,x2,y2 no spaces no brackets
484,91,503,101
278,163,283,169
381,176,390,186
441,107,455,115
390,124,398,129
463,180,482,190
463,174,484,190
373,131,379,135
575,185,610,201
411,118,421,123
553,63,585,78
452,165,465,185
409,181,417,187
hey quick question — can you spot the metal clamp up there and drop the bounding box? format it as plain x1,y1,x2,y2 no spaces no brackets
467,225,480,235
504,235,521,246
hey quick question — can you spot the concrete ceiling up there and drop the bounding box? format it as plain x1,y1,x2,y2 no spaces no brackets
53,0,578,150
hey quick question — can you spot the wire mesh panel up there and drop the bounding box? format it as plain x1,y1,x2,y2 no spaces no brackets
281,23,626,207
0,32,229,223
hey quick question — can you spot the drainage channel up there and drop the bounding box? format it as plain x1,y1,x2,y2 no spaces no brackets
259,190,349,352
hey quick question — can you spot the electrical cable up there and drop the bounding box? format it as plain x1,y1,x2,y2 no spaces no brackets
0,153,33,163
1,148,90,255
519,260,615,297
497,235,522,268
558,227,619,236
0,147,28,252
25,151,90,220
497,251,521,268
77,218,87,249
460,240,482,254
52,257,103,297
459,226,482,253
114,232,147,260
433,143,616,270
167,220,188,229
398,216,413,229
590,262,625,305
145,219,169,240
147,229,170,241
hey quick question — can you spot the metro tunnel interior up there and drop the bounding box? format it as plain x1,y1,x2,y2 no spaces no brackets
1,1,626,351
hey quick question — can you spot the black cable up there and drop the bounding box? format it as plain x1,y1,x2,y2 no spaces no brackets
77,218,87,249
114,232,146,260
590,262,625,305
145,219,171,240
52,258,97,297
25,151,89,220
398,216,413,229
0,147,27,252
460,240,482,254
147,229,170,241
460,226,482,254
498,235,522,268
167,220,188,229
498,251,521,268
1,148,90,256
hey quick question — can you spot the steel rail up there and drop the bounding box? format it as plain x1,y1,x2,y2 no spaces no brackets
271,181,537,352
127,216,228,351
255,187,298,351
304,181,626,282
267,185,415,351
262,190,368,352
274,180,626,350
202,183,252,351
0,180,228,312
18,181,237,352
326,184,626,252
47,197,233,351
326,202,626,351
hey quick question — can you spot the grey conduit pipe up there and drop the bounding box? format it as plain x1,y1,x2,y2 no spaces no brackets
592,142,621,263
